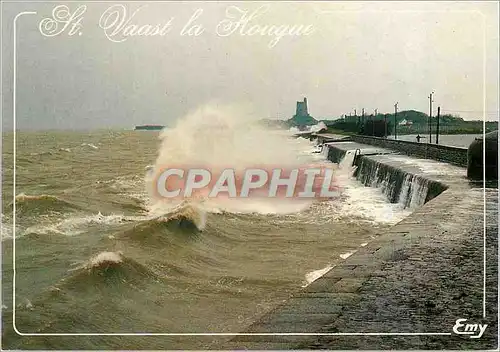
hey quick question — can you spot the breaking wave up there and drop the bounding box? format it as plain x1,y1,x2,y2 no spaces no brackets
12,193,81,216
145,105,326,216
61,251,161,290
23,212,139,237
118,202,206,245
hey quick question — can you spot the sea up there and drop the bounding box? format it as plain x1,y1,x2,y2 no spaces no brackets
1,109,473,349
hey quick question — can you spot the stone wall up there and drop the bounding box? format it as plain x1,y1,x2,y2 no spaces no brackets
354,155,448,205
351,135,468,167
326,145,347,163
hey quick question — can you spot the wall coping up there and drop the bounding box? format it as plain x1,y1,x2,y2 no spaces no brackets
351,135,468,152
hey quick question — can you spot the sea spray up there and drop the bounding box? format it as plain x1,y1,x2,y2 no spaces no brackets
88,251,123,268
319,151,412,224
146,105,323,215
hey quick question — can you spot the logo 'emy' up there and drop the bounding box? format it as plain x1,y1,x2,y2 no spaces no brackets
452,318,487,339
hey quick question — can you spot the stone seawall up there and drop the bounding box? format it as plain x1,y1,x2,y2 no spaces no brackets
354,155,448,205
323,142,450,209
222,139,497,350
350,135,468,167
326,145,347,163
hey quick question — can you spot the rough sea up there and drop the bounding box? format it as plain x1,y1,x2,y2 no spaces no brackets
1,107,415,349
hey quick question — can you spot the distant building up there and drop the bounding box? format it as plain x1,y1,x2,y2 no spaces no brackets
296,97,309,117
288,97,317,126
398,119,413,126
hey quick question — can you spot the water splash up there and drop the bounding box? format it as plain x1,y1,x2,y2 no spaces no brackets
146,105,321,215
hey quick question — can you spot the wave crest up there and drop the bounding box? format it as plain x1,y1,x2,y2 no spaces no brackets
159,202,206,231
62,251,160,290
109,202,205,247
12,193,80,216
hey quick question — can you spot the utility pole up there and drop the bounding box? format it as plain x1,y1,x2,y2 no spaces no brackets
373,109,377,136
394,102,398,139
383,110,388,138
428,91,434,144
361,108,365,135
436,106,440,145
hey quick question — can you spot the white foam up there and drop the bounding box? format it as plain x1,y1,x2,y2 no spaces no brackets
200,198,313,215
81,143,99,150
23,213,145,237
1,221,13,240
290,121,327,134
301,264,334,287
67,251,123,272
111,176,150,203
88,251,123,267
340,250,357,259
310,121,327,133
149,201,207,231
324,151,412,225
146,105,322,215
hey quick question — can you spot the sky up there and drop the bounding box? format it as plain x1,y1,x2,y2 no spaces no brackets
1,1,499,130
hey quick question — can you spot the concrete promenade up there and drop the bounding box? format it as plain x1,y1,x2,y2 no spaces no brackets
221,141,498,350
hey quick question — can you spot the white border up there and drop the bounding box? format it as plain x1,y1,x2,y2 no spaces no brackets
6,1,490,339
481,6,487,319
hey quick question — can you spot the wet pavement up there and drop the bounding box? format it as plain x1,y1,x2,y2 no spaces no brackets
219,142,498,350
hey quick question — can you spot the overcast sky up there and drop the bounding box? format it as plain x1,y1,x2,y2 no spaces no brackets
1,1,499,130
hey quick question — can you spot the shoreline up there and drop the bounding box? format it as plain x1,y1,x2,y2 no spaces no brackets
221,139,498,350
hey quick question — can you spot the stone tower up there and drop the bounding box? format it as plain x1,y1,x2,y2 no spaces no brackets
296,97,309,117
288,96,317,127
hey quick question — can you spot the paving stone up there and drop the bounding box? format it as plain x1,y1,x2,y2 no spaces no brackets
276,297,345,315
217,146,498,351
332,278,364,293
244,313,339,334
302,277,343,293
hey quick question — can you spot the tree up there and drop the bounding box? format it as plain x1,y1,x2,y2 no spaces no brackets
361,119,391,137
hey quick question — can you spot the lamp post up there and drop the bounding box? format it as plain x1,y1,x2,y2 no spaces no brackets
394,102,398,139
428,91,434,144
436,106,440,144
